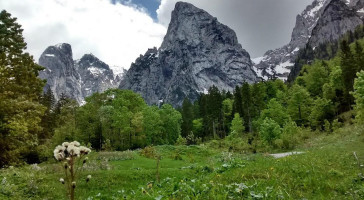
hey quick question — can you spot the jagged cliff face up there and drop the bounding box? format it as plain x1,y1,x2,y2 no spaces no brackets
39,43,121,104
120,2,257,107
38,43,83,103
308,0,363,47
76,54,121,98
254,0,364,81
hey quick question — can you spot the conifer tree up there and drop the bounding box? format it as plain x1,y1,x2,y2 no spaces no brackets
354,41,364,72
230,113,244,137
241,82,252,132
233,85,243,117
353,71,364,124
181,98,193,137
340,39,356,109
0,10,45,167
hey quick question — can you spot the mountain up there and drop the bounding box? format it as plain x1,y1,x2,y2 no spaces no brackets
254,0,364,81
38,43,122,104
119,2,257,107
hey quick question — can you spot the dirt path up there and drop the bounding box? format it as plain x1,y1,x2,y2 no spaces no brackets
269,151,304,158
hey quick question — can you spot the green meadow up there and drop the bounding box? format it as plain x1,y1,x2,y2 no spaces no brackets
2,124,364,199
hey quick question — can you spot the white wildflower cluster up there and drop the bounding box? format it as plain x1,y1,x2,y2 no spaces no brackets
53,141,91,161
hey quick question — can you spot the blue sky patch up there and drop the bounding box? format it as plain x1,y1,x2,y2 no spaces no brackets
111,0,160,20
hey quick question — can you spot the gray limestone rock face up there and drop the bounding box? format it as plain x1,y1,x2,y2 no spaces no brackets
308,0,363,47
76,54,121,99
39,43,121,104
120,1,257,107
254,0,363,81
39,43,83,103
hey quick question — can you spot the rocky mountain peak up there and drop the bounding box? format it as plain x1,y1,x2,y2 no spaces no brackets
78,53,110,71
39,44,122,104
161,1,238,50
120,2,256,107
254,0,363,81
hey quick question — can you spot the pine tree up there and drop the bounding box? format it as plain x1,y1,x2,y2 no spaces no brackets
206,86,223,138
354,41,364,72
233,85,243,117
230,113,244,137
241,82,252,132
353,71,364,124
251,82,266,118
287,85,313,126
0,10,46,167
340,39,356,109
181,98,194,137
39,87,57,141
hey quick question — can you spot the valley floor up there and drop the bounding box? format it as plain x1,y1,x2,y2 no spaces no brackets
1,125,364,199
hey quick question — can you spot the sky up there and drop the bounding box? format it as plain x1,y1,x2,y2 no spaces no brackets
0,0,313,72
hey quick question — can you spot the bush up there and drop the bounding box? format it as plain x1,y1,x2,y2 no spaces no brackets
102,139,113,151
171,149,183,160
175,135,187,146
324,119,332,133
332,119,342,132
280,121,299,149
186,132,201,145
140,146,158,159
259,118,282,145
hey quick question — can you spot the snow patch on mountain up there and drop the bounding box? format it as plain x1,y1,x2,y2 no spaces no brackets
88,67,106,76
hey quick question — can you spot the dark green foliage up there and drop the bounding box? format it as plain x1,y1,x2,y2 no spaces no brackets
353,71,364,123
340,40,356,97
181,98,193,137
233,85,243,117
59,89,182,151
39,87,56,142
0,10,46,167
241,82,252,132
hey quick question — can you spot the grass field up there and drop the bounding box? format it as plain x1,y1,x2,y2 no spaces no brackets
1,125,364,199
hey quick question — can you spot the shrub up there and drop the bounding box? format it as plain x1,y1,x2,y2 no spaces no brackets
280,121,299,149
259,118,282,145
332,119,342,132
186,132,201,145
140,146,158,159
175,135,187,146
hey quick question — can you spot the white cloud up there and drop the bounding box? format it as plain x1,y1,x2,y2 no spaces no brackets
0,0,167,70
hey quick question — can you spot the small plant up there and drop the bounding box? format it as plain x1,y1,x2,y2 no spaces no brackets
186,132,201,145
53,141,91,200
140,146,157,159
175,135,187,145
171,149,183,160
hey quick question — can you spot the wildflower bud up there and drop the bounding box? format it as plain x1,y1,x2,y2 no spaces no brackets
64,162,68,169
86,175,91,182
59,178,65,184
72,181,76,188
83,157,89,164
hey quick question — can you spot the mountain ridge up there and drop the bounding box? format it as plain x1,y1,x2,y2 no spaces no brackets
38,43,122,104
253,0,364,81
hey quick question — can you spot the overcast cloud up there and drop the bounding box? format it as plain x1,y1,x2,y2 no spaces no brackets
1,0,313,71
0,0,166,72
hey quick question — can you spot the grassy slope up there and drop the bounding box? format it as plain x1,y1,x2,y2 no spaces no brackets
1,125,364,199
